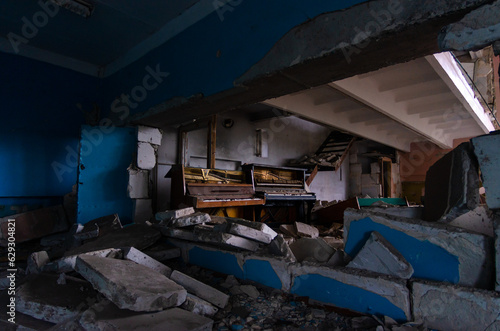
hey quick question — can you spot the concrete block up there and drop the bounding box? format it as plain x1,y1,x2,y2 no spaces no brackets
326,249,345,267
361,184,382,198
170,270,229,308
424,142,479,222
133,199,153,224
361,206,423,220
181,294,218,317
472,132,500,210
224,217,277,239
243,255,292,290
289,238,335,263
362,174,379,186
66,224,161,256
350,163,362,176
128,168,149,199
344,209,495,289
123,246,172,278
322,236,344,249
411,280,500,331
75,255,186,312
290,265,411,322
26,251,50,275
162,227,197,241
268,234,297,263
347,231,414,279
371,162,381,174
168,212,210,228
43,248,122,273
75,214,122,242
16,273,98,323
156,207,195,221
0,205,68,243
137,125,162,145
279,224,297,237
294,221,319,238
448,205,494,237
226,222,273,244
194,224,260,251
80,301,213,331
137,142,156,170
142,245,181,262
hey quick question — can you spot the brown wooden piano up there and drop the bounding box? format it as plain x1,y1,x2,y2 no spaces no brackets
242,164,316,223
167,165,266,209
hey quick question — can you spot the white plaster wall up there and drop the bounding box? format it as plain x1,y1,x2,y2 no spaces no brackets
309,160,349,202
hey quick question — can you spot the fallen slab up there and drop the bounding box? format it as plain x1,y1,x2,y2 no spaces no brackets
170,270,229,308
344,209,494,289
26,251,50,275
123,246,172,278
65,224,161,256
16,273,98,324
347,231,414,279
268,234,297,263
181,294,218,317
142,242,181,261
75,255,187,312
411,280,500,331
294,222,319,238
0,205,67,243
167,212,210,228
472,132,500,210
225,222,273,244
162,227,197,242
423,142,479,222
79,301,213,331
289,238,334,263
447,205,494,237
290,265,411,323
156,207,195,222
43,248,122,273
223,217,277,239
194,224,260,251
279,224,298,237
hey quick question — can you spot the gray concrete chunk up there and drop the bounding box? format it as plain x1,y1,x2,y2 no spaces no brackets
268,234,297,263
80,301,213,331
156,207,195,222
123,247,172,278
168,212,210,228
226,222,273,244
181,294,218,317
75,255,187,312
43,248,122,273
411,280,500,331
279,224,298,237
170,270,229,309
294,222,319,238
347,231,414,279
162,227,197,241
289,238,334,263
16,273,98,324
224,217,277,239
26,251,50,275
194,225,260,251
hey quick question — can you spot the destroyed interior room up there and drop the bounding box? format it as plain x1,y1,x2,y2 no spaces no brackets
2,0,500,330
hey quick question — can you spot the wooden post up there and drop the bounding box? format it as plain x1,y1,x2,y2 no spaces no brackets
207,115,217,169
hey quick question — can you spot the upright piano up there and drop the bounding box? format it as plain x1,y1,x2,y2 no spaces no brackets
168,165,265,209
242,164,316,222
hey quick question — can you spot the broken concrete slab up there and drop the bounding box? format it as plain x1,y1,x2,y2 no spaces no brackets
223,217,277,239
123,246,172,278
0,205,68,243
289,238,335,263
26,251,50,275
162,227,197,242
322,237,344,249
424,142,480,222
142,242,181,262
137,125,163,145
181,294,218,317
75,255,187,312
43,248,122,273
73,213,123,243
225,222,273,244
447,205,494,237
80,301,213,331
347,231,414,279
326,249,345,267
168,212,210,228
279,224,298,237
472,132,500,210
128,168,149,199
344,209,495,289
156,207,195,222
411,280,500,331
133,199,153,224
290,265,411,323
362,206,424,220
268,234,297,263
170,270,229,308
243,255,292,291
240,285,260,299
194,224,260,251
65,224,160,256
294,222,319,238
16,273,98,324
137,142,156,170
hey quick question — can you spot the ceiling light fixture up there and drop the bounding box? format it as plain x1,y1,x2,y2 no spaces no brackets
50,0,94,18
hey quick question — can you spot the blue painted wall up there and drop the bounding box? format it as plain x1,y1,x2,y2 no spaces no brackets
188,246,245,279
345,217,460,283
0,52,101,198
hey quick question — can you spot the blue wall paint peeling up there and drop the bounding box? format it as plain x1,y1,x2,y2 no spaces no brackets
291,274,408,323
76,125,135,224
345,218,460,283
244,259,283,289
188,246,244,279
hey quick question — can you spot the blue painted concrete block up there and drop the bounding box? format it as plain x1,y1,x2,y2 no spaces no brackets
244,259,283,290
472,131,500,210
188,246,244,279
